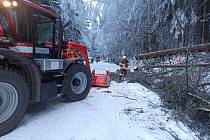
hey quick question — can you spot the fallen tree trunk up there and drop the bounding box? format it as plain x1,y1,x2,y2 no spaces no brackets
137,43,210,60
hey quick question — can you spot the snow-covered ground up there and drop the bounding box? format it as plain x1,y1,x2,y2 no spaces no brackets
90,61,120,73
1,62,200,140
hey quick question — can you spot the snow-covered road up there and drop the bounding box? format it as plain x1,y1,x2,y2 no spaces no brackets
0,62,200,140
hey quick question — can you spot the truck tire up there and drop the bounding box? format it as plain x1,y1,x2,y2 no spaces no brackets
0,68,29,136
63,64,92,102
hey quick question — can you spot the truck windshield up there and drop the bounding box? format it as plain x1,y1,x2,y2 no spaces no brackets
0,5,55,43
0,6,36,42
15,7,35,42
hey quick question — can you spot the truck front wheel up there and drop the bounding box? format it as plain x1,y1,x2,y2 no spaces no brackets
63,64,92,102
0,68,29,136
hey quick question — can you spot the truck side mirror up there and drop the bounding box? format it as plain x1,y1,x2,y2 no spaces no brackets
63,20,71,30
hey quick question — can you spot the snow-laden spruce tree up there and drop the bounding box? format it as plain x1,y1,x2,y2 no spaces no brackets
92,0,198,60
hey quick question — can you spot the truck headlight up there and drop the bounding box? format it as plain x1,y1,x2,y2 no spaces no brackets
3,1,18,7
12,1,18,6
3,1,12,7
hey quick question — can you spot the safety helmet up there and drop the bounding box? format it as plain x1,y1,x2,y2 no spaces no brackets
122,56,126,59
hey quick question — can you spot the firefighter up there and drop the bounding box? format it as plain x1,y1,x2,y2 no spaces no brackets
119,55,129,80
119,55,129,68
